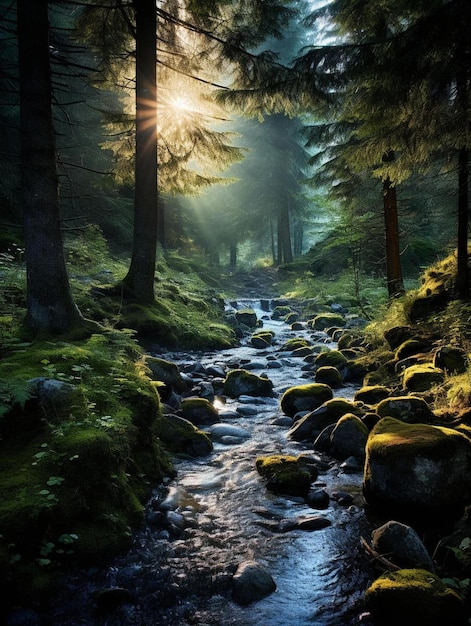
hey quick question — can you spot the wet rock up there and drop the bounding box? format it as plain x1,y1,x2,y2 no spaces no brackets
266,359,283,369
306,489,330,509
364,417,471,522
291,321,305,330
270,416,294,427
280,383,333,418
181,397,219,425
232,560,276,605
207,423,251,441
293,515,331,531
375,395,433,424
371,521,435,571
236,405,258,416
332,490,354,506
223,369,273,398
365,568,467,626
330,413,369,460
250,330,274,349
340,456,363,473
205,364,226,378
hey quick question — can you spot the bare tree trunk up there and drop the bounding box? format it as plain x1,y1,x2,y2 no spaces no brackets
18,0,82,332
123,0,158,303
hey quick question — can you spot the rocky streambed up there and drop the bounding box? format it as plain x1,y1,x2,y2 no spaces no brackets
30,297,471,626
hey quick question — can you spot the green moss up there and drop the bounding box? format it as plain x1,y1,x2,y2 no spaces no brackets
223,369,273,398
281,337,311,351
280,383,334,417
365,568,466,626
402,364,445,392
309,312,346,330
314,350,348,368
256,455,313,497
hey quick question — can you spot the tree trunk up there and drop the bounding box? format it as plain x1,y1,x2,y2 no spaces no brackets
18,0,82,332
382,176,405,299
229,243,237,269
123,0,158,303
456,147,469,299
278,199,293,264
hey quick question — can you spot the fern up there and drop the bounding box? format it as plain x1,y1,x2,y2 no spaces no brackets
0,378,35,418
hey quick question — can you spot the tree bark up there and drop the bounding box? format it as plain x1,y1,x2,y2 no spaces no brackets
278,198,293,264
229,243,237,269
18,0,82,332
123,0,158,303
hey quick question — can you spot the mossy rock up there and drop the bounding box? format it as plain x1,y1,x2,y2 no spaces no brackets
354,385,392,405
181,397,219,425
309,312,346,331
433,346,468,374
315,366,342,388
330,413,369,460
280,383,333,418
255,455,313,497
144,356,187,393
223,369,273,398
280,337,311,352
235,308,258,328
314,350,348,369
288,397,364,441
271,305,292,320
156,414,213,457
376,395,433,424
250,330,274,349
292,346,314,358
384,326,414,350
402,364,445,392
394,339,431,361
365,568,467,626
364,417,471,521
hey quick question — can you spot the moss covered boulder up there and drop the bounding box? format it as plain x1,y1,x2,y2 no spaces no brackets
256,455,315,497
250,330,274,349
354,385,392,405
315,366,342,388
402,364,445,392
314,349,348,369
394,338,432,361
235,308,258,328
376,395,433,424
181,397,219,425
309,312,346,331
280,337,311,352
223,369,273,398
144,356,187,393
288,397,362,441
156,414,213,457
433,345,468,374
365,569,466,626
364,417,471,521
280,383,333,418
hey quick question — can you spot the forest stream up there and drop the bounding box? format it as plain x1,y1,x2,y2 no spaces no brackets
36,298,375,626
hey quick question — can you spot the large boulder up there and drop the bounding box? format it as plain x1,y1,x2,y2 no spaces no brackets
314,350,348,369
309,312,346,330
235,308,258,328
375,395,433,424
315,366,342,388
364,417,471,522
365,569,466,626
402,364,445,392
433,345,468,374
288,398,363,441
223,369,273,398
232,560,276,605
354,385,392,405
280,383,333,418
330,413,369,460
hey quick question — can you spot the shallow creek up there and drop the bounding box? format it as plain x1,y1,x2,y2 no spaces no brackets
40,300,375,626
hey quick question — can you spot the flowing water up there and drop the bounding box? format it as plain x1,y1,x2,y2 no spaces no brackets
35,299,375,626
